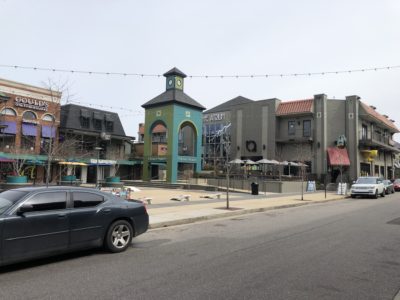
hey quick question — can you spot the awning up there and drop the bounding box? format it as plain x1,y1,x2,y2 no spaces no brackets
59,161,87,166
0,156,15,162
22,123,37,136
0,121,17,134
42,125,56,138
327,147,350,166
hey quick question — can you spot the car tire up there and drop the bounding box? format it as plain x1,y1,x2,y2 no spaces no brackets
351,195,356,198
381,190,385,197
104,220,133,253
374,190,378,199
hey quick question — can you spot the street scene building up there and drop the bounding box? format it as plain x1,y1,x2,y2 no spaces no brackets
0,78,136,185
203,94,399,183
0,78,61,182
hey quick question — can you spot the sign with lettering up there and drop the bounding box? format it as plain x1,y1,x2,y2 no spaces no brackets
306,181,316,192
178,156,197,163
14,96,49,112
203,112,229,123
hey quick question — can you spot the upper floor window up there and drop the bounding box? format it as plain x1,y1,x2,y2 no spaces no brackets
288,121,296,135
105,121,114,132
23,111,37,120
1,108,17,116
93,119,102,130
303,120,311,137
42,114,55,122
80,117,90,128
362,125,368,140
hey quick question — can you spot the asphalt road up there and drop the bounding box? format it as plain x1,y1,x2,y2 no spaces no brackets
2,194,400,299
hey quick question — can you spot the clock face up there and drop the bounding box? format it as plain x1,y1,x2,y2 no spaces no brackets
177,79,182,86
168,79,173,86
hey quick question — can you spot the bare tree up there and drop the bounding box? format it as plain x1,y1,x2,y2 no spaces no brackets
40,78,75,186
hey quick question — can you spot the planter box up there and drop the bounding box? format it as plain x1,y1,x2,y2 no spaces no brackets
6,176,28,184
106,176,120,183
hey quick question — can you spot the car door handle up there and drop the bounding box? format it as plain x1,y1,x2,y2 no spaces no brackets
58,214,67,219
102,208,111,214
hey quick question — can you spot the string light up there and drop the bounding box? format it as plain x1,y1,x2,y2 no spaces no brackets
63,99,143,115
0,63,399,78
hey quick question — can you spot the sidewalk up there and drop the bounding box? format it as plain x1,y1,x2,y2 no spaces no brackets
143,189,347,229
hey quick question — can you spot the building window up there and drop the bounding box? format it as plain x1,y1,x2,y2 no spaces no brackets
93,119,102,131
22,111,37,120
288,121,296,135
21,135,36,152
40,138,54,154
361,125,368,140
1,108,17,116
42,114,55,122
303,120,311,137
105,121,114,132
1,134,15,150
80,117,90,128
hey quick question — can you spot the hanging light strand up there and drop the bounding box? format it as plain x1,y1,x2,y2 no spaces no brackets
0,63,399,78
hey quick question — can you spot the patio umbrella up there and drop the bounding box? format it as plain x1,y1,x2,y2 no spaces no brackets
244,159,257,165
229,158,244,164
268,160,280,165
257,158,274,164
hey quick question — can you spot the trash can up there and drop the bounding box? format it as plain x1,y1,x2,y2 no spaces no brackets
251,182,259,195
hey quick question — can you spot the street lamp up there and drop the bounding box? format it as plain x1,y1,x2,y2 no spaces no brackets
94,147,102,188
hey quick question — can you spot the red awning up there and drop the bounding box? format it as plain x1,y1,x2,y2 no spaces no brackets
327,147,350,166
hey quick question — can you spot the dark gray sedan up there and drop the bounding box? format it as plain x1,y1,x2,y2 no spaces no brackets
0,186,149,266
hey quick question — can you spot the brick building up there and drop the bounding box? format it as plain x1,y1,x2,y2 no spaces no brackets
0,78,61,182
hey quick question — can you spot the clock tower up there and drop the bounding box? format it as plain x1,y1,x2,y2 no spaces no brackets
142,67,205,183
165,68,185,91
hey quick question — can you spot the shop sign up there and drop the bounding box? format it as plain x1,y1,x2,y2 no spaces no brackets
203,112,228,123
178,156,197,163
14,96,49,112
89,159,117,165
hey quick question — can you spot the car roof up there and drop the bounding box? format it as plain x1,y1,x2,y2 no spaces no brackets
10,186,103,193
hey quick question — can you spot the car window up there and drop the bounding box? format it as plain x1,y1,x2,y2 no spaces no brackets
356,178,378,184
73,192,104,208
0,190,28,214
24,192,67,212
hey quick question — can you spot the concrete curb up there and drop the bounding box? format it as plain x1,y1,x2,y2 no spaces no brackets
149,196,346,229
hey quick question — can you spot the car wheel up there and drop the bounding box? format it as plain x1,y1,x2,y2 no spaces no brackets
374,190,378,199
105,220,133,253
351,195,356,198
381,190,385,197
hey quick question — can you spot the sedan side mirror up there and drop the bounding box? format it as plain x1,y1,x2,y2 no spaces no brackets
17,204,34,216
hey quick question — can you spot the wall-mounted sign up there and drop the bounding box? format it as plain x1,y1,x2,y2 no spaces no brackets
14,96,49,112
178,156,197,163
203,112,228,123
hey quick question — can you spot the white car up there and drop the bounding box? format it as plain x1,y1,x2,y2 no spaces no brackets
350,177,385,198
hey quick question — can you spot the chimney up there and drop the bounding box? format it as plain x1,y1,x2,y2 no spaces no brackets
369,105,376,110
383,115,389,118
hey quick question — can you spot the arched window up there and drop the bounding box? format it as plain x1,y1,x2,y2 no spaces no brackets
23,111,37,120
42,114,55,122
1,108,17,116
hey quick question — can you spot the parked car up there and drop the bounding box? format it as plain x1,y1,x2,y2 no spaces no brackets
350,176,385,198
0,186,149,266
383,180,395,194
393,179,400,191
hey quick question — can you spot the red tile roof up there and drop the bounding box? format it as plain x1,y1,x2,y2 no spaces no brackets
360,102,398,132
276,99,313,116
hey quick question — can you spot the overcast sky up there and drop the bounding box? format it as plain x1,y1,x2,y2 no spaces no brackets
1,0,399,140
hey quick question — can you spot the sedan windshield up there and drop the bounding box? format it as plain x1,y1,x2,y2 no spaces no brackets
0,190,28,214
356,178,377,184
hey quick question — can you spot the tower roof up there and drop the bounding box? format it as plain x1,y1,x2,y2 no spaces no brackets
163,67,187,78
141,89,205,110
